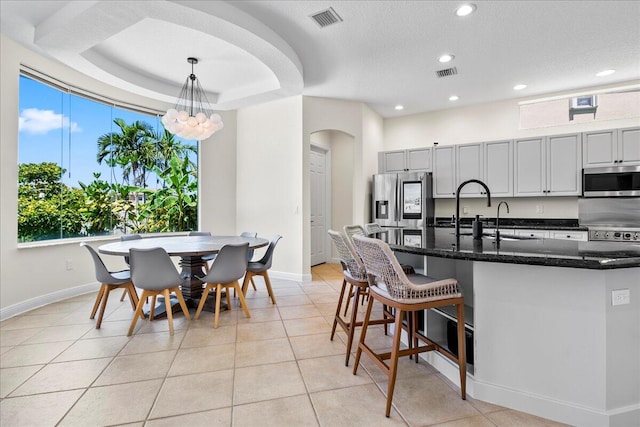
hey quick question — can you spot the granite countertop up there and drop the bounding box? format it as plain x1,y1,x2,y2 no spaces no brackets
390,228,640,270
434,217,588,231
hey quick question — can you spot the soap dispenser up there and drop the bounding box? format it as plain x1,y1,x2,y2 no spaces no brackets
472,215,483,240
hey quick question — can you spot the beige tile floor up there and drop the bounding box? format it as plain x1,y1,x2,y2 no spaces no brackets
0,263,569,426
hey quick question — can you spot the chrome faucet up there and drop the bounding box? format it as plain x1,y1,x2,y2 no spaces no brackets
495,201,510,241
455,179,491,240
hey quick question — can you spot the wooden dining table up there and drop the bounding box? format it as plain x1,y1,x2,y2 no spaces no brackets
99,235,268,316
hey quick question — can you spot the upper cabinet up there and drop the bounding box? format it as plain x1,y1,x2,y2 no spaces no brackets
583,127,640,167
434,141,512,198
378,148,432,173
433,146,456,197
456,143,484,197
484,140,513,197
514,133,582,197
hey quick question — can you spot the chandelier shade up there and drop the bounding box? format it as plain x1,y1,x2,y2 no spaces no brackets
161,57,224,141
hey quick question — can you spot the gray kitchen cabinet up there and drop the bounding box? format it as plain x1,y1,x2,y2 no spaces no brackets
514,133,582,197
484,140,513,197
456,143,484,197
433,146,456,198
582,127,640,167
378,148,432,173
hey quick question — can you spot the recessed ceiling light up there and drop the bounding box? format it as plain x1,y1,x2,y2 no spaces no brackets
449,95,459,101
455,4,476,17
439,54,455,63
513,84,527,91
395,105,404,110
596,69,615,77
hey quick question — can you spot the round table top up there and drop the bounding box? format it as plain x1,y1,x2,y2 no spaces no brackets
98,235,269,258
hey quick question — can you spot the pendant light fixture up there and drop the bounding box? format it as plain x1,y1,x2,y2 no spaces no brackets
161,57,224,140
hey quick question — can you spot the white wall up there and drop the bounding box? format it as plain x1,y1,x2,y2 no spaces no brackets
302,97,384,267
236,96,305,279
384,81,640,219
0,34,237,315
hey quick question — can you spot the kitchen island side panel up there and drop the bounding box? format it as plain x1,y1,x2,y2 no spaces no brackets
472,261,640,427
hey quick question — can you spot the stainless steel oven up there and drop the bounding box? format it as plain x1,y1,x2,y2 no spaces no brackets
579,198,640,242
582,165,640,197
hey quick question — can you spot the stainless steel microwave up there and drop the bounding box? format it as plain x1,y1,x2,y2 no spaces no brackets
582,166,640,197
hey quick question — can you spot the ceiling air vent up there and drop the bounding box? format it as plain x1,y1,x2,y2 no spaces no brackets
310,7,343,28
435,67,458,78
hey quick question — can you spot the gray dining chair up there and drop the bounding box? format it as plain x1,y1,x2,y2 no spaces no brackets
241,235,282,304
119,234,142,301
195,243,251,328
81,242,141,329
240,231,258,290
127,247,191,336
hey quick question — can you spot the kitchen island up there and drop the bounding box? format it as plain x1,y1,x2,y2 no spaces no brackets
388,228,639,427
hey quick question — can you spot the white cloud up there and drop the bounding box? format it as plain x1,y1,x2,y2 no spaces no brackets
18,108,82,135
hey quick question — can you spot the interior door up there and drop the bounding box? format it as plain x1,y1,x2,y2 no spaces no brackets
310,148,327,266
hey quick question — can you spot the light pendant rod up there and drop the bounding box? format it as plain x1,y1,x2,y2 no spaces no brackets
161,57,224,141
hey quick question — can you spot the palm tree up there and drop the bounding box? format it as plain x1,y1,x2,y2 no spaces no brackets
155,129,198,177
96,119,157,187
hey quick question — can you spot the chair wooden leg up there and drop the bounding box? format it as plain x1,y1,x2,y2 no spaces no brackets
353,295,375,375
195,284,212,320
234,281,251,320
125,283,138,312
174,288,191,321
385,308,404,417
225,287,232,311
149,295,157,321
214,285,222,329
343,284,354,316
344,286,361,366
262,272,277,304
413,311,419,363
120,288,127,302
127,290,148,336
95,284,112,329
90,284,106,319
164,289,174,336
331,279,348,340
457,302,467,400
241,273,253,295
250,277,257,291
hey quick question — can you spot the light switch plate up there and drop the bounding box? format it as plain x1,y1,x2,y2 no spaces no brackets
612,289,630,306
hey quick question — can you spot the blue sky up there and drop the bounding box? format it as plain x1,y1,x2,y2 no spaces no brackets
18,75,196,188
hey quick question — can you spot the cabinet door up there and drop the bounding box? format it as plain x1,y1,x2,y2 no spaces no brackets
547,134,581,196
382,150,406,172
433,146,456,198
619,127,640,165
582,130,617,167
514,138,545,197
407,148,432,172
456,143,484,196
484,140,513,197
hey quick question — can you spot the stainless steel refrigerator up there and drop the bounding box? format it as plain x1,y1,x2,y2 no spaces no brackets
371,172,434,246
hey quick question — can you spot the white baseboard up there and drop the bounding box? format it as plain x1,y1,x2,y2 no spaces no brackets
474,379,639,427
268,270,312,283
0,282,99,321
399,328,637,427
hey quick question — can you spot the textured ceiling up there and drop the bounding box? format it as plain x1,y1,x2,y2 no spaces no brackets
1,0,639,117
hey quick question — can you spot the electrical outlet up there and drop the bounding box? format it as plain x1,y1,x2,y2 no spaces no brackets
66,259,73,271
612,289,630,306
536,205,544,214
463,206,469,214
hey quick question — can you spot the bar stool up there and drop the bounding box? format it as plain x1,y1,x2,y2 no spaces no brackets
328,230,394,366
352,234,466,417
